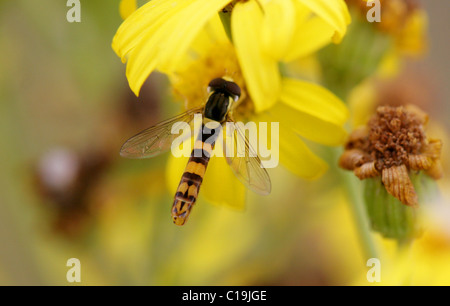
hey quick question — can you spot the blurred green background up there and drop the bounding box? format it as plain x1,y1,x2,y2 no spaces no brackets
0,0,448,285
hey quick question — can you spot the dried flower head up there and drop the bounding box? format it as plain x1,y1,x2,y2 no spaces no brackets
339,105,443,206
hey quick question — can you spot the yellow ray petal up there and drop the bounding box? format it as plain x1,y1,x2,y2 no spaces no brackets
119,0,137,20
257,113,328,180
283,15,335,62
155,0,231,73
260,0,295,60
280,78,349,126
188,15,230,59
267,101,348,146
169,15,230,74
203,139,247,210
396,9,428,56
167,153,190,197
201,155,247,210
112,0,230,96
113,0,186,63
295,0,351,43
232,0,281,113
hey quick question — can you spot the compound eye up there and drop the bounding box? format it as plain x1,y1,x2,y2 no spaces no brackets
225,81,241,99
208,78,241,101
208,78,227,90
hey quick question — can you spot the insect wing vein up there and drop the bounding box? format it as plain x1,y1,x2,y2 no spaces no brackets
120,106,203,159
223,116,271,195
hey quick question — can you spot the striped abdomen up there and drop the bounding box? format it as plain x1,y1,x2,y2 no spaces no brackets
171,124,219,226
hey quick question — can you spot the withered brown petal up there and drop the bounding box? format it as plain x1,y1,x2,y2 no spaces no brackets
338,149,368,170
354,161,379,179
381,165,418,207
408,154,432,171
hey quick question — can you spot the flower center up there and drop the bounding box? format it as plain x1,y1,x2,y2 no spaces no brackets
169,42,255,119
346,106,427,171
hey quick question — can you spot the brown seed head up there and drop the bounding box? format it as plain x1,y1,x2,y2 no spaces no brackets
367,105,426,171
339,105,442,206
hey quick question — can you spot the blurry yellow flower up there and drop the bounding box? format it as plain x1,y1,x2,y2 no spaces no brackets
165,16,349,209
394,9,428,57
346,0,428,58
347,80,378,128
319,0,428,100
112,0,351,112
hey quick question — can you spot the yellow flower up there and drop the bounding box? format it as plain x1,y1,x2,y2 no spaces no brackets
112,0,351,112
319,0,428,100
345,0,428,75
113,2,350,212
165,16,349,209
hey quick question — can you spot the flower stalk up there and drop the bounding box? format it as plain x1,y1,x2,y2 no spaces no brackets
341,165,379,258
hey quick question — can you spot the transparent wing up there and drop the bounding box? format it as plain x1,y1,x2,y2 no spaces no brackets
223,115,271,195
120,107,203,159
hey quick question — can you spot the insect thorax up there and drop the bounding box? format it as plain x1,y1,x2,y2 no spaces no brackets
204,91,232,123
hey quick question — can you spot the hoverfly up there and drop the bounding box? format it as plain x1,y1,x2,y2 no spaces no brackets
120,78,271,225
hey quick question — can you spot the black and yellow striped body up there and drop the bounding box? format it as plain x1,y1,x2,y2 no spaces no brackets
172,124,218,225
171,78,241,226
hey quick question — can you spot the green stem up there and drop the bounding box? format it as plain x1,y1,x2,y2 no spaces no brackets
317,15,392,261
339,154,379,260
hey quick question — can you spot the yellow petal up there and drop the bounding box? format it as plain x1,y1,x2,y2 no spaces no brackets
283,14,335,62
168,15,230,74
201,156,247,210
232,1,281,113
167,152,190,197
119,0,137,20
347,80,377,128
280,78,349,126
396,10,428,56
267,102,347,146
112,0,230,96
295,0,351,43
189,15,229,59
271,78,349,145
257,113,328,180
261,0,295,59
113,0,185,63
